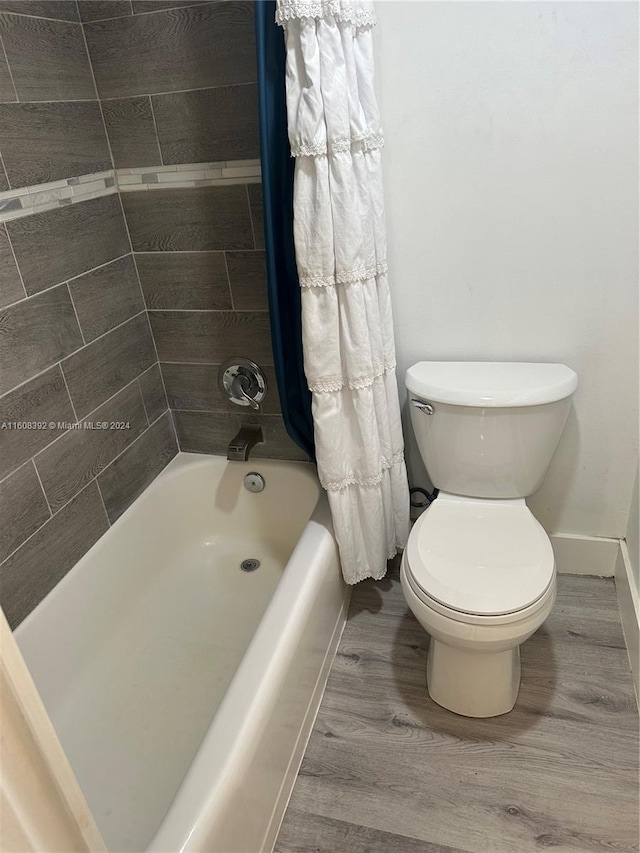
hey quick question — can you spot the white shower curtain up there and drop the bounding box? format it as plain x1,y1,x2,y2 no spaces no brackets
276,0,410,583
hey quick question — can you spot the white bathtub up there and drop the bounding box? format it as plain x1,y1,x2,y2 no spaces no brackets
15,453,348,853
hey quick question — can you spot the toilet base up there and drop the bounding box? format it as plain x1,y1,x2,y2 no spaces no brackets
426,639,521,717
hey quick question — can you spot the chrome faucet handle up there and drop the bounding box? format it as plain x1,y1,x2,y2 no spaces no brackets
219,358,267,409
231,374,260,410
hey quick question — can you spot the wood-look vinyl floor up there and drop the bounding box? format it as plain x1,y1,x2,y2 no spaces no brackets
276,565,639,853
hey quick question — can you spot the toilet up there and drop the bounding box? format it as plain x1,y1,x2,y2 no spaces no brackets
401,361,578,718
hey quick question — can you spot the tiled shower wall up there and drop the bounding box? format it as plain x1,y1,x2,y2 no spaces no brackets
0,0,301,629
82,0,303,460
0,0,177,629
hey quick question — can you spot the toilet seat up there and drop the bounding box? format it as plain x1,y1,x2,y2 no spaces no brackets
405,493,555,619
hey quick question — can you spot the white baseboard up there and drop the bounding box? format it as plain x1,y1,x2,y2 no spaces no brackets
615,540,639,705
550,533,620,576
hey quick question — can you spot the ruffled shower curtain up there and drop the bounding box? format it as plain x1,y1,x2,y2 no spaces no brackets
276,0,410,583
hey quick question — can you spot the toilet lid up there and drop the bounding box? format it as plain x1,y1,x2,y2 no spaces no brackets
406,497,555,616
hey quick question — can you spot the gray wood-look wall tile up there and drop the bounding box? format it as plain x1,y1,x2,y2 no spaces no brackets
78,1,133,22
138,363,167,422
102,96,161,168
153,84,259,165
275,811,467,853
68,255,144,342
135,251,231,310
62,312,156,418
0,159,9,191
122,186,253,252
0,14,95,101
0,48,16,102
0,2,80,21
34,380,148,511
0,224,23,308
97,410,177,522
161,362,281,414
7,195,130,296
247,183,265,250
132,1,212,10
0,284,83,396
0,366,75,480
173,410,306,460
0,482,109,629
226,250,268,311
149,310,273,365
0,102,111,188
84,2,255,99
0,462,50,564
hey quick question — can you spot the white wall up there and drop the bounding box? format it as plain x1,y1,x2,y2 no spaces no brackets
375,1,638,539
627,467,639,587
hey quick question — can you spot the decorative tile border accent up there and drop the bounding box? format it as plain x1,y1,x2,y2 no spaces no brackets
0,172,116,222
116,159,262,192
0,160,261,222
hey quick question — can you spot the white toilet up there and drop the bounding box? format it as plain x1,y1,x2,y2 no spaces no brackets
401,361,578,718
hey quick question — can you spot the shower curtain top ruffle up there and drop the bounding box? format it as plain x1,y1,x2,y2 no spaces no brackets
275,0,376,28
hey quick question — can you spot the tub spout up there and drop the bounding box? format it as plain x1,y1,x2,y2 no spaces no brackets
228,424,263,461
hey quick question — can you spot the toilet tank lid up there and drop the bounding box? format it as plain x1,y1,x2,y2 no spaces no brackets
405,362,578,407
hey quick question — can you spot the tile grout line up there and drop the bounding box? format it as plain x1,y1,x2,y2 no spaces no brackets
2,222,27,300
0,251,132,312
129,251,149,309
0,309,147,404
146,308,269,313
133,248,262,255
132,2,219,16
95,476,112,528
143,309,170,414
75,1,218,23
222,250,235,311
172,408,281,416
168,407,181,452
59,364,81,425
0,81,258,105
0,152,10,193
99,80,258,102
0,10,82,24
30,458,54,517
134,235,172,426
147,95,165,167
66,283,87,347
78,7,116,181
245,183,257,250
136,376,151,426
0,32,18,106
158,359,276,367
0,97,103,105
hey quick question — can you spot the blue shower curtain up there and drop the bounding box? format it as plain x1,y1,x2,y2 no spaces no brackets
255,1,315,460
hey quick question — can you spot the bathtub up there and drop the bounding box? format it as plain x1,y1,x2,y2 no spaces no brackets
15,453,348,852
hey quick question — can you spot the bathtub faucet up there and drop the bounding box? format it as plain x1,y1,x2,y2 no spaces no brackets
228,424,264,461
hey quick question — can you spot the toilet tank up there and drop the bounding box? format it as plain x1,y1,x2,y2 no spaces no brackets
405,362,578,499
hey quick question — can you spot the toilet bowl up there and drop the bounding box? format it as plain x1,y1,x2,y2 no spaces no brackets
403,361,577,717
401,493,556,716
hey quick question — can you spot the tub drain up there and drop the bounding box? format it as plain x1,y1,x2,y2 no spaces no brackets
240,558,260,572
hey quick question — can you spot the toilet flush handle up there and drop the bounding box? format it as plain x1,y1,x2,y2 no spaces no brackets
411,399,434,415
